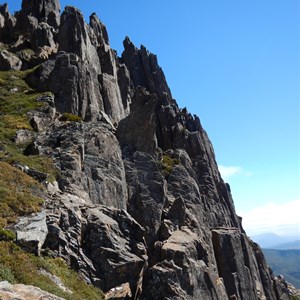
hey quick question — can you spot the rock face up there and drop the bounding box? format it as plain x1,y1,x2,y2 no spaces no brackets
43,195,146,295
122,37,172,100
0,3,16,41
28,6,131,123
1,1,297,299
20,0,60,29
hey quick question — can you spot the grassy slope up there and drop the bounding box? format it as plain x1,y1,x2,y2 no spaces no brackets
0,241,104,299
0,69,59,177
0,69,47,226
0,69,104,299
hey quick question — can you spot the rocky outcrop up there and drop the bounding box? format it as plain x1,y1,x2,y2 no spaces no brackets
122,37,172,100
211,228,272,300
0,49,22,70
58,6,99,69
19,0,60,29
0,281,64,300
31,22,57,51
14,211,48,255
32,119,127,208
42,195,147,296
27,6,132,124
0,1,297,299
0,3,16,42
48,51,104,121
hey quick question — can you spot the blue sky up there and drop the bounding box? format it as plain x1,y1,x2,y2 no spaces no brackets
3,0,300,236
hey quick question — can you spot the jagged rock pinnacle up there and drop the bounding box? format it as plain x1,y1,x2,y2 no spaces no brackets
0,1,297,299
20,0,60,28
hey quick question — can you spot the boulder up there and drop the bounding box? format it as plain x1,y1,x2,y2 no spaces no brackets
27,94,56,132
14,211,48,255
25,58,56,91
0,50,22,70
13,129,34,145
105,282,132,299
0,281,64,300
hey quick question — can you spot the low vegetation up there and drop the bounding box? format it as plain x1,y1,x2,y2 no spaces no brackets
0,69,44,116
0,70,47,227
0,161,43,228
0,69,59,177
0,241,105,299
0,227,15,242
159,154,180,177
60,112,82,122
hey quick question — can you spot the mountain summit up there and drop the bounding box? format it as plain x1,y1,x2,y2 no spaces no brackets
0,1,298,299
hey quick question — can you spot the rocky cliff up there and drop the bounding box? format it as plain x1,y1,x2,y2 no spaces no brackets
0,1,298,299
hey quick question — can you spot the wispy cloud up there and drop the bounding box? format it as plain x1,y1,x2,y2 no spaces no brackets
240,199,300,236
218,165,242,179
219,164,251,180
218,165,253,180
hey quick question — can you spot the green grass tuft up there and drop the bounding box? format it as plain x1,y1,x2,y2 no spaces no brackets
0,228,16,242
0,262,16,283
160,154,180,177
60,112,82,122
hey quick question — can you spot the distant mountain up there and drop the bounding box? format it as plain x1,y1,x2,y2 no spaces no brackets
272,240,300,250
262,249,300,289
251,232,300,249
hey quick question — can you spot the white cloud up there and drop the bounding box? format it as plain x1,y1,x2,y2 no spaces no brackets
219,165,242,179
218,165,253,180
240,199,300,237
